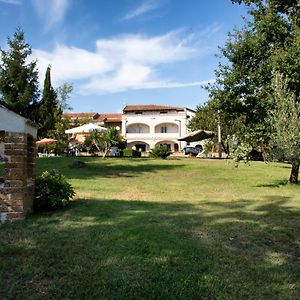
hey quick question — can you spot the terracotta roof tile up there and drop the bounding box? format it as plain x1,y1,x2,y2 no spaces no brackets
123,105,184,112
63,113,98,118
95,113,122,122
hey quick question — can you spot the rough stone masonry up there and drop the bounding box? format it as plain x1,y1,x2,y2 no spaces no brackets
0,105,37,223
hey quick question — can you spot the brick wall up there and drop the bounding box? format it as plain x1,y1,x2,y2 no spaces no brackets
0,132,36,223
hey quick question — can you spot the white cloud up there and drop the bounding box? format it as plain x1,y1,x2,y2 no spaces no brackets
33,44,112,83
32,29,217,94
0,0,21,4
96,31,196,65
31,0,70,30
122,0,162,21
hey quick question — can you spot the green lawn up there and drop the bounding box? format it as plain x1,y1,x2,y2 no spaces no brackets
0,161,3,177
1,157,300,299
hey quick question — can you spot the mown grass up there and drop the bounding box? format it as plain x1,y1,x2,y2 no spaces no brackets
0,161,3,177
1,157,300,299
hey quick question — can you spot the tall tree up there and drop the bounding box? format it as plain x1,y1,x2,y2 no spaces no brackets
39,65,60,138
0,28,40,122
56,82,73,112
270,73,300,184
207,0,300,149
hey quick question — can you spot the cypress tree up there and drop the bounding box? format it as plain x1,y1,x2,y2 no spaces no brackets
39,65,60,138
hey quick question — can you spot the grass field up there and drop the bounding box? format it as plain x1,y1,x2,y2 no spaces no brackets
1,157,300,299
0,161,3,177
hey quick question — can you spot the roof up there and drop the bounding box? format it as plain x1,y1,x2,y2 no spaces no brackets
95,113,122,122
0,105,37,137
178,130,215,142
123,105,185,112
63,112,98,118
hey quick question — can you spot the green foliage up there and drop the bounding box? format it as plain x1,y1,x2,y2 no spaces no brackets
82,130,102,153
188,102,218,132
0,28,40,122
123,148,141,157
56,82,73,112
206,0,300,148
269,72,300,183
270,73,300,161
203,140,214,154
150,145,172,159
231,141,252,167
100,127,126,158
34,169,75,211
38,65,61,138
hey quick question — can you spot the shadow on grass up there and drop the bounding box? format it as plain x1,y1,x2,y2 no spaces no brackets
256,179,289,188
1,196,300,299
36,157,185,179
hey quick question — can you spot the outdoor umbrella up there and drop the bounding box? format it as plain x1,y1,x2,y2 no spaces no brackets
65,123,107,134
36,138,58,145
178,130,215,142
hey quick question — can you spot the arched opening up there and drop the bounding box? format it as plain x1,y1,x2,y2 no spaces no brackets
155,141,178,152
154,123,179,134
127,141,150,152
174,143,179,152
127,123,150,134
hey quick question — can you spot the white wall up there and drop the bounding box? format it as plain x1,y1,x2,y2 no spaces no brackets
0,106,37,137
122,108,194,151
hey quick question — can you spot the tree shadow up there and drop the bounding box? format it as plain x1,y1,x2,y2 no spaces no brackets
36,157,185,179
256,180,289,188
1,196,300,299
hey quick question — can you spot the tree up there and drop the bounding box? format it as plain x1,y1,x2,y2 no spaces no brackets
0,28,40,122
188,102,218,132
56,82,73,112
207,0,299,150
100,127,124,159
38,65,60,138
270,73,300,184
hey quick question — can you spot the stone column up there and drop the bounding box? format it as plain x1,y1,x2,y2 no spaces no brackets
0,132,35,223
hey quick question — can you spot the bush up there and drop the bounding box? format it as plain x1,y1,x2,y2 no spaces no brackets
150,145,172,159
34,169,75,211
231,142,252,167
123,148,141,157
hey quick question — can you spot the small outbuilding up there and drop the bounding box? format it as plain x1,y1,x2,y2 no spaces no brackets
0,105,37,223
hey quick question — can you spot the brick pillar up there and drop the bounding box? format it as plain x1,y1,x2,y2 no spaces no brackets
0,132,36,223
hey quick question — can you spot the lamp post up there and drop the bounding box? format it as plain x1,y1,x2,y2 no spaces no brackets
124,119,128,139
217,110,222,159
175,119,182,150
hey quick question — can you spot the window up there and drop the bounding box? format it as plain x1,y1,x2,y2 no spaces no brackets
160,111,167,114
160,126,167,133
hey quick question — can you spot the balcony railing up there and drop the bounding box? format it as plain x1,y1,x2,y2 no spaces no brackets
125,132,180,140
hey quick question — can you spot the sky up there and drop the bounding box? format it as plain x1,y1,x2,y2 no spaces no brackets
0,0,248,113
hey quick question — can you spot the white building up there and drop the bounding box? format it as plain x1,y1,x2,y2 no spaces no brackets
122,105,195,152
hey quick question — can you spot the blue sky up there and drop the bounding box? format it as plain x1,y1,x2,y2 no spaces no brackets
0,0,248,113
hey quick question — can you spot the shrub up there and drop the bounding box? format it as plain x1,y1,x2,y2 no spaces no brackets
231,142,252,167
34,169,75,211
150,145,172,159
123,148,141,157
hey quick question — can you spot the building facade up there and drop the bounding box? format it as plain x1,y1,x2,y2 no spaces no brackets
122,105,195,152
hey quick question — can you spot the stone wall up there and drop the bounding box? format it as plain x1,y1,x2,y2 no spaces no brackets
0,132,36,223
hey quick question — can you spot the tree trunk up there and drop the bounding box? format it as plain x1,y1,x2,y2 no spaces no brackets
289,159,299,184
102,142,110,159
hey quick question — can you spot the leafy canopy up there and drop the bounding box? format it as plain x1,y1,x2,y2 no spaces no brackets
0,28,40,122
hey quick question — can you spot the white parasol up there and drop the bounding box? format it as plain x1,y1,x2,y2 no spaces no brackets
65,123,107,134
